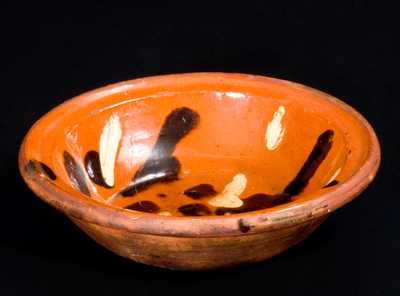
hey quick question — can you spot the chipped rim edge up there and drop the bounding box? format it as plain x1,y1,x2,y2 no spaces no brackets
18,72,381,238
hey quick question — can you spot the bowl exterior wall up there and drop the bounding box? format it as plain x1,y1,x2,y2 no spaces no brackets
71,216,327,270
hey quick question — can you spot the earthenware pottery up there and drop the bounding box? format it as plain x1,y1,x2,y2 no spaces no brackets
19,73,380,270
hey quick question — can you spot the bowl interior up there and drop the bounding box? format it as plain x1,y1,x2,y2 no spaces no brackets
22,74,372,217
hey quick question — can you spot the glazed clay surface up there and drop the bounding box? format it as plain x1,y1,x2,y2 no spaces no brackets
19,73,380,269
72,217,326,270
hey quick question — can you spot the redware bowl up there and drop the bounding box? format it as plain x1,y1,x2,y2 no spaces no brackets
19,73,380,270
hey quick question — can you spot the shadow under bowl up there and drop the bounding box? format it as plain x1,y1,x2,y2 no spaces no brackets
19,73,380,270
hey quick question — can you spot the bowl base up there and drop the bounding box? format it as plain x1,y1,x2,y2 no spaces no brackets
71,215,327,270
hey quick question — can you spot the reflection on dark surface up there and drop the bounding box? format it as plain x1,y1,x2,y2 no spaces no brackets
26,159,57,181
63,151,91,196
84,150,111,188
121,107,199,197
184,184,217,199
125,200,160,213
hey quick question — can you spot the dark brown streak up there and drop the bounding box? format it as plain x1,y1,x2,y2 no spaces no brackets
215,129,334,215
39,162,57,180
120,157,181,196
63,151,91,196
283,129,334,196
84,150,111,188
26,159,57,181
120,107,199,197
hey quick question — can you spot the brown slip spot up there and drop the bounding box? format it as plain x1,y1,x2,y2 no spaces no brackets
125,201,160,213
184,184,217,199
178,203,212,216
238,219,252,233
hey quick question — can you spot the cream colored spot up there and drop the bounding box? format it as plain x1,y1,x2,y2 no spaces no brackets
265,106,286,150
100,114,122,187
326,167,341,185
208,174,247,208
158,211,172,216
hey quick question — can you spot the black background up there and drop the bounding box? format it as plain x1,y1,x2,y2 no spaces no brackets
1,2,399,295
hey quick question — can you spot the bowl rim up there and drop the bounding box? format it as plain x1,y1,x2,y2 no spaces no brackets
19,72,381,237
